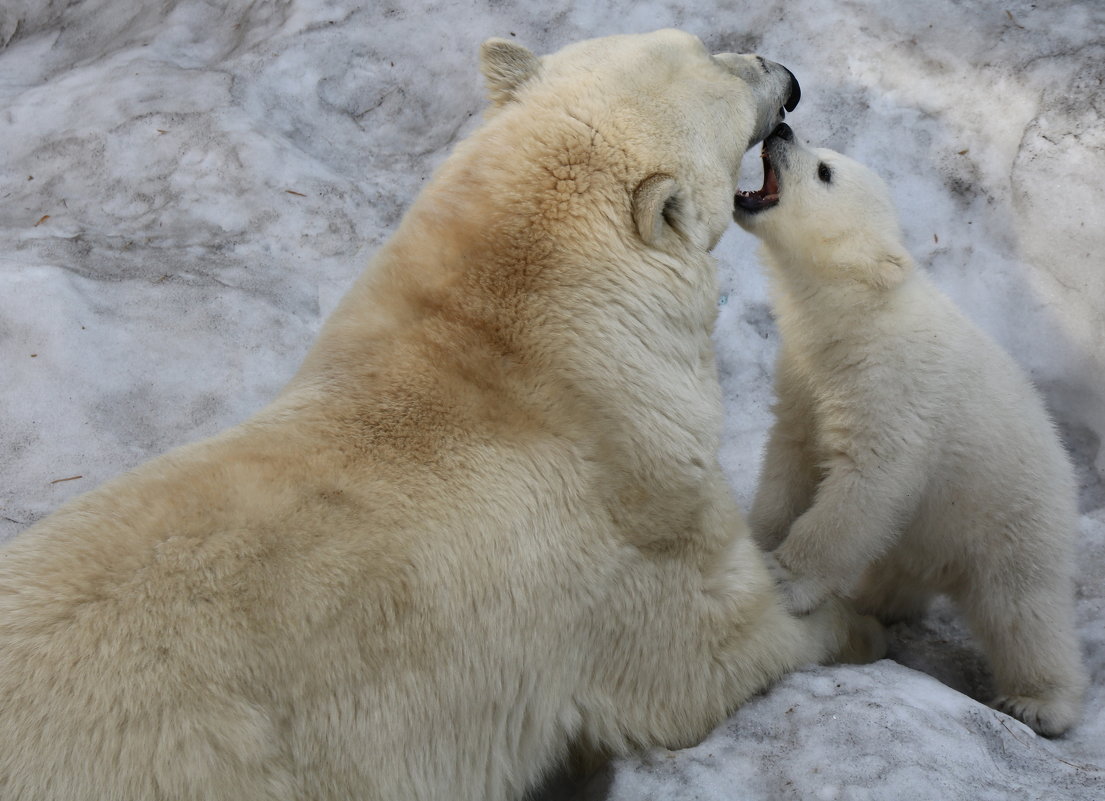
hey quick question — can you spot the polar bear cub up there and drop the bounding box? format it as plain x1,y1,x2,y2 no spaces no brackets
731,123,1086,736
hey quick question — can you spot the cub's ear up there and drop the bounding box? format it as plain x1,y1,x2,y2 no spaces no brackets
850,245,914,289
632,173,680,248
480,38,540,106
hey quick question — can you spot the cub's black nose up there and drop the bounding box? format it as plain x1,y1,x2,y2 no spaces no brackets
783,68,801,112
770,122,793,141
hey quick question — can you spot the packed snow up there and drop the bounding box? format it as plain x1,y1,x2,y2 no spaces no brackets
1,1,1102,798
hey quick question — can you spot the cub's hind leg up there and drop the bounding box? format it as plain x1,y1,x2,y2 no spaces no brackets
957,575,1085,737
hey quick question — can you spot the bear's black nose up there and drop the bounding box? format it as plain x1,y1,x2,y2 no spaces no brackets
783,68,800,112
771,122,793,141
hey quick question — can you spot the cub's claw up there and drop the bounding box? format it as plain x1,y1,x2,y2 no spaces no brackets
763,551,830,615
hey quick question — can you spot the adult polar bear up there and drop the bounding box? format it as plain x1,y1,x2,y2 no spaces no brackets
0,30,883,801
732,123,1086,736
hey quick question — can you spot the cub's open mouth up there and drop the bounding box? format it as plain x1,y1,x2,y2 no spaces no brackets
734,148,779,213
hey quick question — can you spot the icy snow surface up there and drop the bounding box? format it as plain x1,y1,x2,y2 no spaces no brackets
1,1,1103,798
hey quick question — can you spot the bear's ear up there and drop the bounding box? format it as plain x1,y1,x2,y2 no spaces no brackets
632,173,680,248
480,38,540,106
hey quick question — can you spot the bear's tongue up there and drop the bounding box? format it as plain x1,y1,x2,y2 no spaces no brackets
734,150,780,212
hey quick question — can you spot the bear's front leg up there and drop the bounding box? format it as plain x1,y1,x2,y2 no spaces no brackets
577,481,886,756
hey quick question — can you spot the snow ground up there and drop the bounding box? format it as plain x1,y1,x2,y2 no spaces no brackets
0,1,1102,798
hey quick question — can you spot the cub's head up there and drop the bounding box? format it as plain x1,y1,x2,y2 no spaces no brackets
478,30,801,254
732,124,912,288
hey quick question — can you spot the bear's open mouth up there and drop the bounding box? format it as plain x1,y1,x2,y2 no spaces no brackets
734,149,779,213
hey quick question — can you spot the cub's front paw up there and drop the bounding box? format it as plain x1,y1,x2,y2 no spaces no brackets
762,552,830,615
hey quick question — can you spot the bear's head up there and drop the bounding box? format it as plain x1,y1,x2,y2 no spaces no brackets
732,124,913,289
478,30,801,254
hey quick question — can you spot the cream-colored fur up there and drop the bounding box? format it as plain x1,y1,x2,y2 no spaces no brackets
733,125,1087,736
0,31,883,801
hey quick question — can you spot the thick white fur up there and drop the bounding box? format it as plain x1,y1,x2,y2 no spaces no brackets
0,31,884,801
733,132,1087,736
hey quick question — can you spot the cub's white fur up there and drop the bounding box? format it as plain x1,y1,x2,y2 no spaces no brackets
0,32,883,801
733,125,1086,736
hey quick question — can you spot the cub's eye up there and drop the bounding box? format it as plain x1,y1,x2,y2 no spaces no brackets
818,162,832,184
